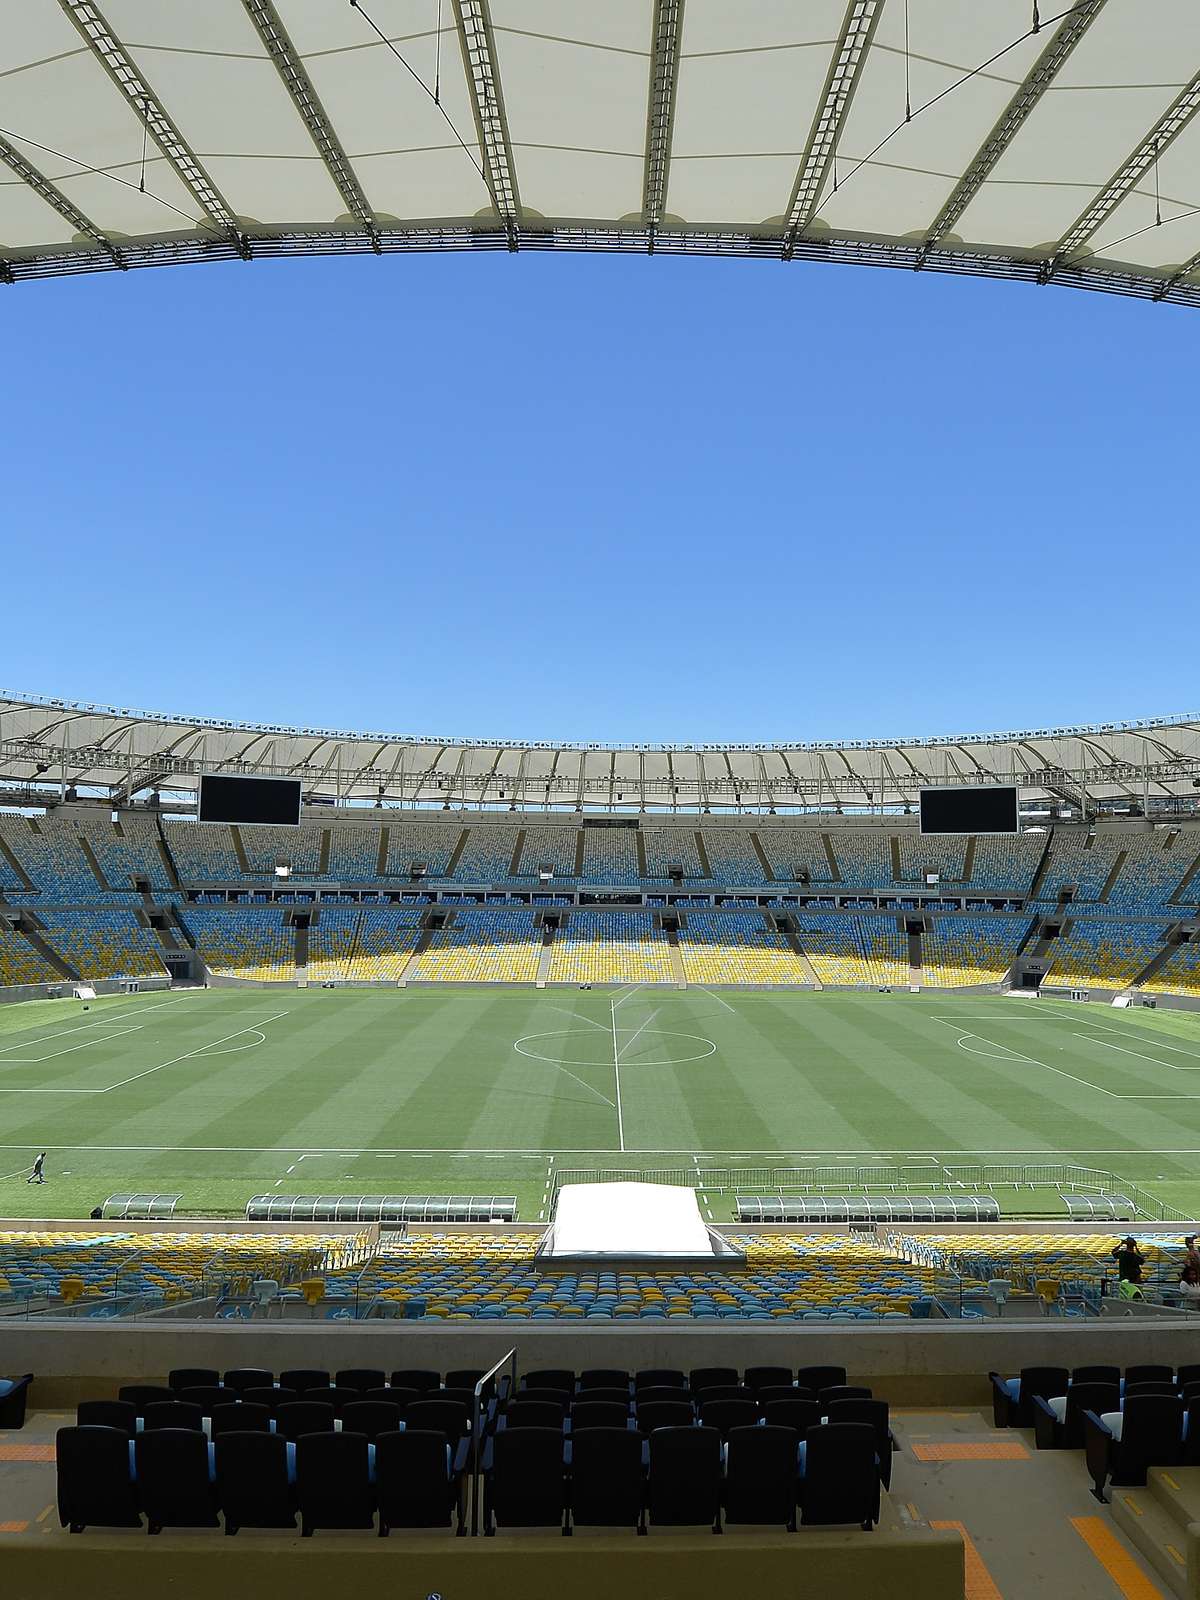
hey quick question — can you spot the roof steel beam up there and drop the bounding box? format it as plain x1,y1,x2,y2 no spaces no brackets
241,0,381,251
452,0,521,246
917,0,1107,266
0,131,123,268
782,0,884,257
57,0,249,254
642,0,685,243
1047,69,1200,276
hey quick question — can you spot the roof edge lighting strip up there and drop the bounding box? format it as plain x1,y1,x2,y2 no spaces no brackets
917,0,1107,264
58,0,248,253
452,0,520,243
1048,69,1200,272
782,0,883,253
241,0,380,251
642,0,685,239
0,131,122,268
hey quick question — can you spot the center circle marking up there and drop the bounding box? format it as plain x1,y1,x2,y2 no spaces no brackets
513,1028,717,1068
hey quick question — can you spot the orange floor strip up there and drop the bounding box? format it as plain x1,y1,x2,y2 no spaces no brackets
1071,1516,1167,1600
0,1521,30,1533
931,1521,1003,1600
913,1442,1029,1461
0,1444,55,1462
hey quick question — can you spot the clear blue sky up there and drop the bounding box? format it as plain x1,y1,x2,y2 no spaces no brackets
3,252,1195,745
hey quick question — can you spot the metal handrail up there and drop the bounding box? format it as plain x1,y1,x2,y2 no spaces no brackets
470,1347,518,1535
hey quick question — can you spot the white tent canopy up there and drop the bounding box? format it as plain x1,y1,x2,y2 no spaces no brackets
3,1,1200,304
542,1181,717,1258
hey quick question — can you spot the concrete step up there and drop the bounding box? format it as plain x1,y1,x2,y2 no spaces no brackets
1110,1484,1190,1599
1150,1465,1200,1531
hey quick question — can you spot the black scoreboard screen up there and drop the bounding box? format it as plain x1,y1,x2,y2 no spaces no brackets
198,774,302,826
919,785,1018,836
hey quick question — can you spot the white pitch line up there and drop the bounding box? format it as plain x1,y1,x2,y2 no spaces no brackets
930,1016,1120,1098
1072,1033,1190,1073
99,1012,291,1092
547,1005,609,1034
6,1142,1200,1155
0,1018,143,1055
701,986,737,1015
617,1007,660,1062
609,997,626,1152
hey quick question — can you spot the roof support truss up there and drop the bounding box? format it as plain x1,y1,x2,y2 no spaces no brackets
241,0,381,250
1047,69,1200,274
0,130,122,268
917,0,1107,265
452,0,521,245
58,0,248,253
642,0,685,243
782,0,883,256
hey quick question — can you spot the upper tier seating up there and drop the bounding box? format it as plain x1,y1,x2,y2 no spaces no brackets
180,908,294,980
677,912,804,984
70,815,174,893
411,910,542,983
452,826,518,883
382,823,458,879
1033,831,1126,906
826,833,893,890
513,826,579,880
162,822,244,883
1044,918,1170,990
793,914,908,987
700,830,768,886
326,827,382,881
345,909,423,980
642,828,705,881
305,908,360,981
969,832,1046,893
0,923,59,985
0,816,110,901
895,834,966,883
547,911,672,984
579,830,640,886
238,824,323,876
1105,831,1200,913
920,916,1032,987
755,829,837,884
36,910,166,979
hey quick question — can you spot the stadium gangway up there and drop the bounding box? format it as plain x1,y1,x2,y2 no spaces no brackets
733,1194,1001,1225
244,1194,518,1224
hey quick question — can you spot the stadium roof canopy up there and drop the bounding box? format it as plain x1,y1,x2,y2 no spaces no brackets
2,692,1199,814
4,1,1200,304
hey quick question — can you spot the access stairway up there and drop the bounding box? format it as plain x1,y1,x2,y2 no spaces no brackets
1111,1465,1200,1598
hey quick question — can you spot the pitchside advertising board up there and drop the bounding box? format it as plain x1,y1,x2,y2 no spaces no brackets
919,785,1018,835
198,774,302,826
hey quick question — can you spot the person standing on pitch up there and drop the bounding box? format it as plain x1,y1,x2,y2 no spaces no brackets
27,1152,46,1185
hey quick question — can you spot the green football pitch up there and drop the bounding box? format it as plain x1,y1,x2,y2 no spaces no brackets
1,985,1200,1221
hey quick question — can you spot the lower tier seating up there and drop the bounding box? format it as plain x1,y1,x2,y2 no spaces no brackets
180,909,295,980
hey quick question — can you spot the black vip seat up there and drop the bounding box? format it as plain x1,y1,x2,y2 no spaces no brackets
446,1368,490,1396
485,1427,565,1533
215,1431,295,1534
76,1400,135,1434
517,1387,572,1412
576,1387,631,1408
1177,1365,1200,1391
988,1366,1069,1428
636,1400,694,1434
745,1366,794,1394
635,1369,686,1392
503,1401,566,1432
364,1386,418,1414
571,1401,629,1432
755,1385,804,1407
689,1368,739,1398
523,1369,575,1395
724,1425,797,1529
280,1369,330,1395
335,1368,386,1393
341,1401,404,1441
439,1387,476,1410
376,1429,466,1533
698,1398,757,1439
1033,1382,1120,1452
296,1431,374,1536
819,1385,872,1407
136,1429,219,1534
57,1425,141,1532
1071,1366,1120,1389
244,1385,296,1415
764,1398,822,1435
569,1426,645,1531
407,1399,470,1446
579,1369,631,1393
304,1385,356,1417
169,1368,220,1394
796,1366,847,1393
1085,1395,1184,1497
825,1399,895,1489
211,1403,270,1439
276,1401,336,1441
223,1369,273,1394
800,1422,879,1529
142,1401,204,1432
1125,1365,1175,1389
1125,1382,1179,1400
118,1384,173,1411
647,1426,722,1530
636,1386,693,1409
0,1374,32,1430
390,1369,441,1394
1183,1400,1200,1467
179,1386,228,1416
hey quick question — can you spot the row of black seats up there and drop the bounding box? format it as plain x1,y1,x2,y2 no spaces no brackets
516,1365,849,1397
78,1397,471,1444
160,1367,492,1398
57,1425,465,1536
482,1422,881,1535
990,1364,1200,1430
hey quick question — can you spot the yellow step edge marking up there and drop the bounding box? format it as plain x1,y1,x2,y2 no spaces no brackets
1160,1474,1180,1490
34,1505,52,1524
1123,1496,1144,1517
1166,1546,1185,1567
1071,1515,1168,1600
930,1520,1004,1600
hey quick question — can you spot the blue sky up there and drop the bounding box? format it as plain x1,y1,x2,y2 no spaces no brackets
3,252,1195,745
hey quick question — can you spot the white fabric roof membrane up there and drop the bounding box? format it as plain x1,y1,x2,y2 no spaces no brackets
543,1182,717,1258
1,693,1199,811
2,0,1200,305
